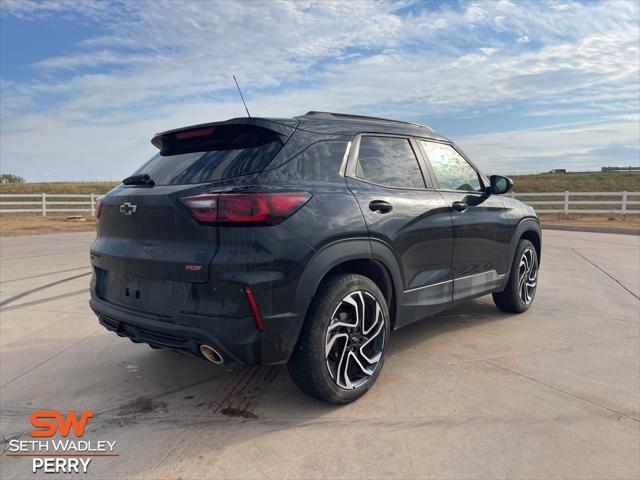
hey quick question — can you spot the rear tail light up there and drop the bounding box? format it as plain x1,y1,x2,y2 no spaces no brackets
181,192,311,225
181,195,218,222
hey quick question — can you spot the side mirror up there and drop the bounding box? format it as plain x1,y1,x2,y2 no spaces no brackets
489,175,513,195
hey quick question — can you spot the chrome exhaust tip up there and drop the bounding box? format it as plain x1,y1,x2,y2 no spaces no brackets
200,345,224,365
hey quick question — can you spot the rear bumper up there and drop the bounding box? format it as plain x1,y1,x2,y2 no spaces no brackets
89,218,316,365
89,295,309,365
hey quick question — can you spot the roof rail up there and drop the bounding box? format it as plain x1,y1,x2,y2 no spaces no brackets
297,111,433,132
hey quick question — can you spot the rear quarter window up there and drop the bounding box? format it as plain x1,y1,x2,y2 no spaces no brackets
260,140,349,183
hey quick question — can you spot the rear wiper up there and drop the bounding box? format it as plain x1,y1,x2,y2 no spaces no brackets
122,173,155,186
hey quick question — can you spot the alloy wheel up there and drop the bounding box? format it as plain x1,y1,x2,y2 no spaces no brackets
324,291,385,390
518,247,538,305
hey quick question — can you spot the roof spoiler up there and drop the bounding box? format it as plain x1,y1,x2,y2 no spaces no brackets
151,117,298,151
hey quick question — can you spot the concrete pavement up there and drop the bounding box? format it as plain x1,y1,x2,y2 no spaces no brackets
0,230,638,479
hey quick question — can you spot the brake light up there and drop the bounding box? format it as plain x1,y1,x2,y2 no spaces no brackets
175,127,215,140
181,192,310,225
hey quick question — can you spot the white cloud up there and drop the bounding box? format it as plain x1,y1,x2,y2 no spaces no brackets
0,0,639,180
464,3,487,23
460,115,640,174
0,0,127,21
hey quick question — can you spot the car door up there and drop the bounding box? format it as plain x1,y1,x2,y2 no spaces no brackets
345,134,454,326
417,139,512,301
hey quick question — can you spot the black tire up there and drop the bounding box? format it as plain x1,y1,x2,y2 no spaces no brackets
288,273,390,404
493,239,539,313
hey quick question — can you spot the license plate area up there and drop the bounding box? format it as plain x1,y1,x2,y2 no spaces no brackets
98,270,190,317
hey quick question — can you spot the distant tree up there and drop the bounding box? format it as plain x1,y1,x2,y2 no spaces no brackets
0,174,26,184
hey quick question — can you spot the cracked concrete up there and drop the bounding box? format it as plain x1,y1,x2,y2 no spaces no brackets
0,230,638,479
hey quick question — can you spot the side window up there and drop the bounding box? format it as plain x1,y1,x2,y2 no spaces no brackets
355,136,425,188
263,140,348,183
420,141,482,192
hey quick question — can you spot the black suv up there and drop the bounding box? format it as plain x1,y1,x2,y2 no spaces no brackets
90,111,540,403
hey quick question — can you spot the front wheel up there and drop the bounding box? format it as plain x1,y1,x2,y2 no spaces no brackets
493,239,539,313
288,274,390,404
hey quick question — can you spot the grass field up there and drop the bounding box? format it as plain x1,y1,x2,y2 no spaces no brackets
1,172,638,195
510,172,640,193
0,181,118,195
1,172,639,235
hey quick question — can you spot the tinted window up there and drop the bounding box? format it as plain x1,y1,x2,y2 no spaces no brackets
421,141,482,192
355,137,424,188
262,141,348,183
131,125,283,185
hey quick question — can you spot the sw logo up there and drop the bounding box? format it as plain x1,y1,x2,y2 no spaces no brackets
5,410,116,474
31,410,93,437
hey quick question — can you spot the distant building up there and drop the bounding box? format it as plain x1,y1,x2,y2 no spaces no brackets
601,166,640,172
548,169,567,173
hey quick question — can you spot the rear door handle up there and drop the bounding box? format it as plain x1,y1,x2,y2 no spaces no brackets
369,200,393,214
452,201,468,212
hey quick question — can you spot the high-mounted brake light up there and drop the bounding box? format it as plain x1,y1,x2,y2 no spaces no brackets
181,192,311,225
175,127,215,140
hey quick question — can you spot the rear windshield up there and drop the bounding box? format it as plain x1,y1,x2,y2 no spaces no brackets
131,124,284,185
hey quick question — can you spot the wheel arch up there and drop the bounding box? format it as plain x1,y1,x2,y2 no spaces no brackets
294,238,403,328
520,229,541,261
508,218,542,273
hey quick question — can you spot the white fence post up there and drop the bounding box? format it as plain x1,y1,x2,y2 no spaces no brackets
90,193,96,217
42,193,47,217
621,191,628,219
564,191,569,217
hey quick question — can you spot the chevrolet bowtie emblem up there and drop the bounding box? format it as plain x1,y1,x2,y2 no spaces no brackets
119,202,137,215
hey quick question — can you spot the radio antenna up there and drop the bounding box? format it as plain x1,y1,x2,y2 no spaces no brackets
232,75,251,117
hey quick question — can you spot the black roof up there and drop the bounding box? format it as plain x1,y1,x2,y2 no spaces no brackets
293,111,447,140
152,111,449,147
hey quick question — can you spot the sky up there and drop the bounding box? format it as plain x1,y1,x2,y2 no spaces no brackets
0,0,639,181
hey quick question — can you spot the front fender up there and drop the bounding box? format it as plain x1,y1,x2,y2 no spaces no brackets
506,218,542,276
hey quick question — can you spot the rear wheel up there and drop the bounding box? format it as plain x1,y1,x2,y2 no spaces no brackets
493,239,539,313
288,274,390,404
